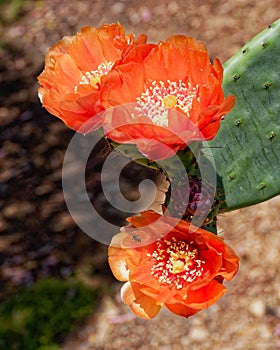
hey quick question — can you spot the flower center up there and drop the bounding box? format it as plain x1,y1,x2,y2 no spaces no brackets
149,237,205,289
162,94,177,108
74,61,114,92
135,80,199,127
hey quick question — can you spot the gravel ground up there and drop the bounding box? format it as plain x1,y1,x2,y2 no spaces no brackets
1,0,280,349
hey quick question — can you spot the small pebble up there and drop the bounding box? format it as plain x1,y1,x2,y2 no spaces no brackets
249,298,266,318
111,2,125,15
189,326,208,342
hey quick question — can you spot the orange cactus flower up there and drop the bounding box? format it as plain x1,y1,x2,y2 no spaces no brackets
102,35,235,160
37,23,137,132
108,211,239,319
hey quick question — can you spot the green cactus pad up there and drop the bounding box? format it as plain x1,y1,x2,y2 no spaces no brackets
208,18,280,211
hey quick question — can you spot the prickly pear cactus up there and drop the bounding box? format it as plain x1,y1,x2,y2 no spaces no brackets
208,18,280,211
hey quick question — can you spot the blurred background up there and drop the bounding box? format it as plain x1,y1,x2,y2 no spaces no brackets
0,0,280,349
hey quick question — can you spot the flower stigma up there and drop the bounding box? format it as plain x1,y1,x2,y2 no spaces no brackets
149,237,205,289
163,94,177,108
135,80,199,127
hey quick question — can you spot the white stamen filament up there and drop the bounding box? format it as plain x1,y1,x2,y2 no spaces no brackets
135,80,199,127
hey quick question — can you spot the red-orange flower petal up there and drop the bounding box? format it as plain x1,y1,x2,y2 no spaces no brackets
165,303,200,318
108,211,239,319
38,23,135,132
102,35,235,160
121,281,162,319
